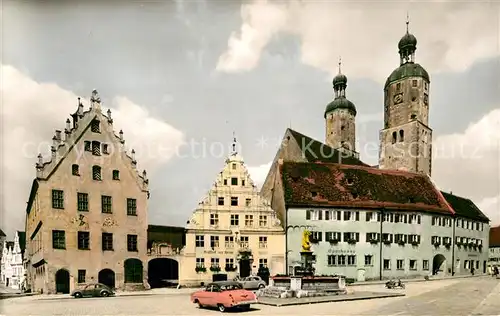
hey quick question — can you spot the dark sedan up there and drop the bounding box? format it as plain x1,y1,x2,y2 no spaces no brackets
71,283,115,298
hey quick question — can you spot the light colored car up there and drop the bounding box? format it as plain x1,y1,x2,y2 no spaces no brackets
190,281,258,312
238,276,266,290
71,283,115,298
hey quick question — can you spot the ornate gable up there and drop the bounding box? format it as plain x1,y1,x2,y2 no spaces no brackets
186,143,281,231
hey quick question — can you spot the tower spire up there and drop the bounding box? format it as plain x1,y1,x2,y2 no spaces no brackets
406,12,410,33
338,56,342,74
231,131,237,155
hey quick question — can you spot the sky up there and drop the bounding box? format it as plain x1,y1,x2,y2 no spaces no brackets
1,0,499,238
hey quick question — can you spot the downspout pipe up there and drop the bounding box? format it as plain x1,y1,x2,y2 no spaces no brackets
379,208,385,281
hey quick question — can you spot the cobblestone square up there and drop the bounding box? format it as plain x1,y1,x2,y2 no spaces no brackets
2,277,499,315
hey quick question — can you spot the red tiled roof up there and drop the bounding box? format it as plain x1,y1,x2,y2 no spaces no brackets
280,161,454,214
490,226,500,247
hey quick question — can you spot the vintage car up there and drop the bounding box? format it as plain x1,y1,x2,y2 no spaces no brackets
237,275,266,290
190,281,258,312
71,283,115,298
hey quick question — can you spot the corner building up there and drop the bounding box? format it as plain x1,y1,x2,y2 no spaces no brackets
24,90,149,294
180,143,285,286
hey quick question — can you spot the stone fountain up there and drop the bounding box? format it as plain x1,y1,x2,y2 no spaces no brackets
259,230,347,299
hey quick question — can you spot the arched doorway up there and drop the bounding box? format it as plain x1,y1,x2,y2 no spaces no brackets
55,269,70,294
148,258,179,288
432,254,446,275
124,258,143,283
98,269,116,289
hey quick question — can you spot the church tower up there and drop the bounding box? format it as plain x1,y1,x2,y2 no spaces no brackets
379,17,432,175
325,59,358,158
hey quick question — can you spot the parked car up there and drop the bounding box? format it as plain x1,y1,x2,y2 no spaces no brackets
71,283,115,298
237,276,266,290
190,281,258,312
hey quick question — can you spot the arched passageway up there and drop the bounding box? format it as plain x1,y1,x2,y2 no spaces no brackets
55,269,70,294
124,258,143,283
432,254,446,275
148,258,179,288
98,269,116,289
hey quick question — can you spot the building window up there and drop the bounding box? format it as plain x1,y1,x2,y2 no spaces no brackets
196,258,205,268
242,180,245,186
259,215,267,226
102,143,109,154
78,232,90,250
112,170,120,180
259,236,267,248
412,79,417,87
195,235,204,247
383,259,391,270
230,214,239,226
92,141,101,156
51,190,64,209
223,179,227,185
77,193,88,212
240,236,249,248
245,215,253,226
307,210,323,220
102,233,113,251
347,255,356,266
124,259,143,283
231,177,238,185
210,236,219,248
259,259,268,268
392,131,397,144
337,255,346,266
78,270,86,283
397,259,404,270
230,197,238,206
91,120,100,133
409,260,417,270
101,195,112,213
423,260,429,270
218,197,224,205
225,236,234,248
92,165,102,181
127,198,137,216
210,214,219,226
365,255,373,266
52,230,66,249
396,83,401,90
211,258,220,268
127,234,138,252
84,141,91,151
72,164,80,176
311,231,323,242
327,255,336,266
232,163,236,170
245,198,251,206
399,130,404,142
225,258,234,269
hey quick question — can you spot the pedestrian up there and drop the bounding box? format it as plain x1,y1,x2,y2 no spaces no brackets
494,266,499,278
471,266,475,276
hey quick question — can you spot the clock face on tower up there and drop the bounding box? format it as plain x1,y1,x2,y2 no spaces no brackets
393,93,404,104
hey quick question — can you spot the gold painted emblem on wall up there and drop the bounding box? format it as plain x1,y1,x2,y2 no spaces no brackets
302,230,312,252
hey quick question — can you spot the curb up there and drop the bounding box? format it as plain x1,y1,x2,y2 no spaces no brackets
257,292,406,307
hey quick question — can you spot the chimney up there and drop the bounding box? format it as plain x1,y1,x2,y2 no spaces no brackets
55,130,62,141
37,153,43,166
107,108,112,122
131,149,137,168
119,129,124,143
65,118,71,132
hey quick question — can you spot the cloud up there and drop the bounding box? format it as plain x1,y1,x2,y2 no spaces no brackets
433,108,500,206
0,64,185,238
478,195,500,227
247,161,272,188
217,0,499,81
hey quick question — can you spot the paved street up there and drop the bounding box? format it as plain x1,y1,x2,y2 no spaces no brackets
2,277,499,315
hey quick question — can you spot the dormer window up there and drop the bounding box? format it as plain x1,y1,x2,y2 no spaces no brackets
412,80,417,87
92,165,102,181
91,120,100,133
92,141,101,156
112,170,120,180
72,164,80,176
346,178,353,185
396,83,401,90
